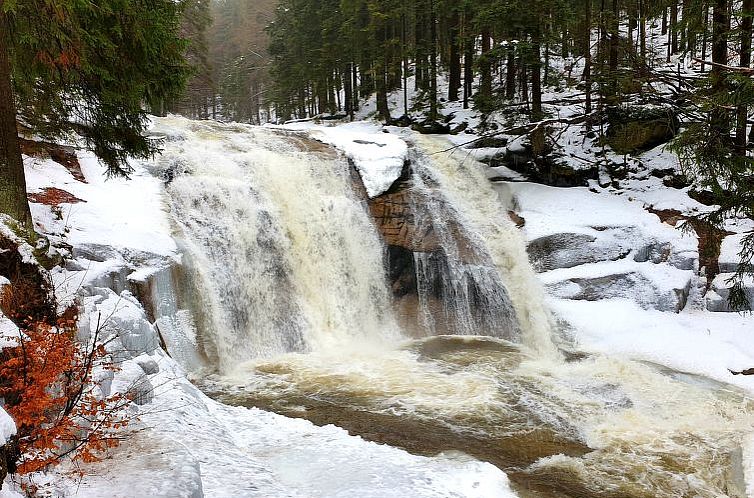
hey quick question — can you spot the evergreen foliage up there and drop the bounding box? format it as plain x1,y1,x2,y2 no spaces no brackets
4,0,191,176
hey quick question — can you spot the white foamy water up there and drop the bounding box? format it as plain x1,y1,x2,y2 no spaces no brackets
150,117,399,373
146,117,754,497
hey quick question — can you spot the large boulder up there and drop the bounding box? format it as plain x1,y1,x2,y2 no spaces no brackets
705,273,754,312
540,261,694,312
527,232,630,272
605,106,679,155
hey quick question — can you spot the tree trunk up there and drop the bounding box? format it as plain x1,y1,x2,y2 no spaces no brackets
344,63,354,119
737,0,752,150
701,4,709,71
463,32,474,108
448,10,461,102
428,0,438,120
639,0,647,69
711,0,730,135
608,0,620,98
506,46,516,100
584,0,593,115
480,27,492,108
671,0,679,54
0,13,32,230
531,31,543,121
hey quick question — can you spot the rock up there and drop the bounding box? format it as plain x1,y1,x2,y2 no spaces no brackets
368,186,442,253
484,142,598,187
605,106,679,154
705,272,754,312
411,120,451,134
0,408,17,487
527,231,631,272
540,260,694,312
467,136,508,149
719,233,747,273
449,122,469,135
545,270,691,312
88,289,160,359
388,115,413,127
112,360,155,405
135,354,160,375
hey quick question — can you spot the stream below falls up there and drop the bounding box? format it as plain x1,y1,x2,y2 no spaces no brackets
147,116,754,498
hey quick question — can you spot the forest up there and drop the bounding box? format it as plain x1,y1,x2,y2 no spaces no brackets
1,0,754,496
177,0,753,306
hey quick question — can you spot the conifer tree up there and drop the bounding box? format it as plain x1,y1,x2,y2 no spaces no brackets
0,0,190,231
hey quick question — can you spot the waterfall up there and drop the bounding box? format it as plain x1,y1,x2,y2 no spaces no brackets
396,135,557,356
150,117,399,373
147,118,752,498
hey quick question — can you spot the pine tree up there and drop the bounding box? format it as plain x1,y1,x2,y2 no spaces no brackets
0,0,190,231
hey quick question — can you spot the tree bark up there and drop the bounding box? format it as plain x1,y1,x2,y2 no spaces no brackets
711,0,730,135
584,0,593,115
737,0,752,150
531,31,543,121
448,10,461,102
479,27,492,109
0,13,32,230
427,0,438,119
506,46,516,100
463,35,473,109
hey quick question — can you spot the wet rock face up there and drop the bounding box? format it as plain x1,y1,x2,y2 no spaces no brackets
368,185,441,253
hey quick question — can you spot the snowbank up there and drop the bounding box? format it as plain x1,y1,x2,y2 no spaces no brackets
281,121,408,197
25,152,176,257
0,408,15,447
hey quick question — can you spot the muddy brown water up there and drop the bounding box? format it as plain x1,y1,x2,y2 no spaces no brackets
197,336,753,498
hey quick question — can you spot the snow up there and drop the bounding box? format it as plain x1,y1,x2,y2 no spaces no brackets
550,297,754,393
720,233,747,273
509,182,694,245
24,152,177,258
280,121,408,198
0,407,15,447
66,355,516,498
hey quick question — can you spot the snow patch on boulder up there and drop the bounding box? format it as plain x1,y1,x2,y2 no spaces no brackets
0,408,15,447
284,121,408,197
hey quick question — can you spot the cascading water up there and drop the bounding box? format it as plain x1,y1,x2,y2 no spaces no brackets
393,135,557,356
146,116,753,498
149,117,399,373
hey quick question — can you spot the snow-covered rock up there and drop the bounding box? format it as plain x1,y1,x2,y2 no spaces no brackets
706,273,754,312
282,121,408,198
541,260,693,312
719,233,747,273
0,409,15,448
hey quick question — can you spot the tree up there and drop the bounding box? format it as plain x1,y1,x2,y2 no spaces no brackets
0,0,190,231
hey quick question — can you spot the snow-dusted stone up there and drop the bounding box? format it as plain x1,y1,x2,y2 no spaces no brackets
719,233,746,273
92,289,159,358
0,409,15,448
111,360,154,406
527,232,630,272
706,273,754,312
134,354,160,375
283,121,409,197
541,260,693,312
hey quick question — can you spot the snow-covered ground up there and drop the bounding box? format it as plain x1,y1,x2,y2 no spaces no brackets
1,114,752,496
1,125,517,498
